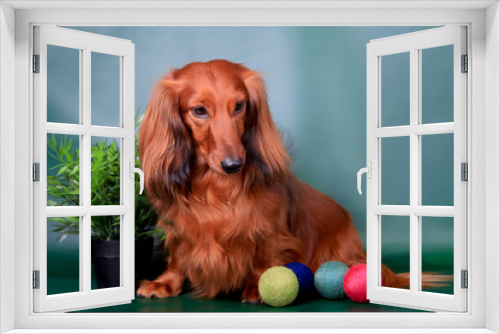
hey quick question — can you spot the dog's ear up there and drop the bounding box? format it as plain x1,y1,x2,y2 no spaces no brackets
139,74,193,204
242,71,290,185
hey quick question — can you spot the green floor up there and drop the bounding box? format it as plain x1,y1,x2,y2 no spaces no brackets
46,249,451,313
75,269,452,313
75,292,426,313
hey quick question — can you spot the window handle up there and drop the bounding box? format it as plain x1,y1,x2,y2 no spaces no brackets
129,161,144,195
357,162,372,195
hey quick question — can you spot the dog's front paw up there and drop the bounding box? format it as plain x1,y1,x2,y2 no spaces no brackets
241,285,263,305
136,280,181,299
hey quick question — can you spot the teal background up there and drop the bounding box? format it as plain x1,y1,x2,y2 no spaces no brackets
45,26,455,311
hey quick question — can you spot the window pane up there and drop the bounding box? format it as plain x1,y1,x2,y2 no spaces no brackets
47,217,80,295
91,215,121,290
47,45,80,124
381,52,410,127
421,216,454,295
91,52,120,127
381,136,410,205
381,215,410,290
421,133,454,206
47,134,80,206
91,137,121,206
421,45,454,124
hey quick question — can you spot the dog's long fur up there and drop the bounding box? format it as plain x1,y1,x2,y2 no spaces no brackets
136,60,406,302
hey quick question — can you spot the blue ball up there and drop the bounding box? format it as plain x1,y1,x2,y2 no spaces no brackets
285,262,314,295
314,261,349,299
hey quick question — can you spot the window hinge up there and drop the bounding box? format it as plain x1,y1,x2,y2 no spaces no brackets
461,54,468,73
33,54,40,73
461,270,468,289
461,162,468,182
33,270,40,289
33,163,40,182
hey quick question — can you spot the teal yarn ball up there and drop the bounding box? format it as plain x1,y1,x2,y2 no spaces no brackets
258,266,299,307
314,261,349,299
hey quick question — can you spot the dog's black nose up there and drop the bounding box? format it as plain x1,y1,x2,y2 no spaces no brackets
221,158,244,174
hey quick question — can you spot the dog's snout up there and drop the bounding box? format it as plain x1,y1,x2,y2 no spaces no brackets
221,158,244,174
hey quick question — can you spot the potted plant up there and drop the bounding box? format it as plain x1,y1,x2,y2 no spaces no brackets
47,110,163,289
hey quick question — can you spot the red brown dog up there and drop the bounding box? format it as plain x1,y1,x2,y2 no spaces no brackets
137,59,405,303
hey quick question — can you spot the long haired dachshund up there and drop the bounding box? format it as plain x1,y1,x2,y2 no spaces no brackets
136,59,405,303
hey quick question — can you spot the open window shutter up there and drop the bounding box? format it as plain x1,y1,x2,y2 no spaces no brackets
33,26,135,312
365,26,467,312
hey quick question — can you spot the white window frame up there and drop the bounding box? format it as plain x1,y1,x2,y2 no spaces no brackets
33,25,136,313
0,1,499,333
366,26,468,312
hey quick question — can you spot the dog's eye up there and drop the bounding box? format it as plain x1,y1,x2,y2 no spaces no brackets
192,106,208,118
234,101,245,114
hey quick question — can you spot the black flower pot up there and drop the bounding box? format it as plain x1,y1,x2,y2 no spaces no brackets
135,237,154,287
91,240,121,289
91,238,155,289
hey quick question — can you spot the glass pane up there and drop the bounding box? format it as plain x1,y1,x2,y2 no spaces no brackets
381,136,410,205
421,134,454,206
421,45,454,124
91,52,120,127
91,215,121,290
47,45,80,124
421,217,454,294
381,52,410,127
47,134,80,206
91,137,120,206
381,215,410,290
47,217,80,295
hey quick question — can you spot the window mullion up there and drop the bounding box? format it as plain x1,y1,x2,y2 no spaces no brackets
409,47,420,294
81,48,92,294
78,48,84,294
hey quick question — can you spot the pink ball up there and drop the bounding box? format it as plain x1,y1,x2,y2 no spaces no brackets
343,264,383,303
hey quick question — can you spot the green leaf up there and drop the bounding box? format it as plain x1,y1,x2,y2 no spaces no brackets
57,166,68,176
69,165,79,176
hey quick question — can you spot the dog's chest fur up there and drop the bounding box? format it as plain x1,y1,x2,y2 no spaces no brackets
170,175,286,297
